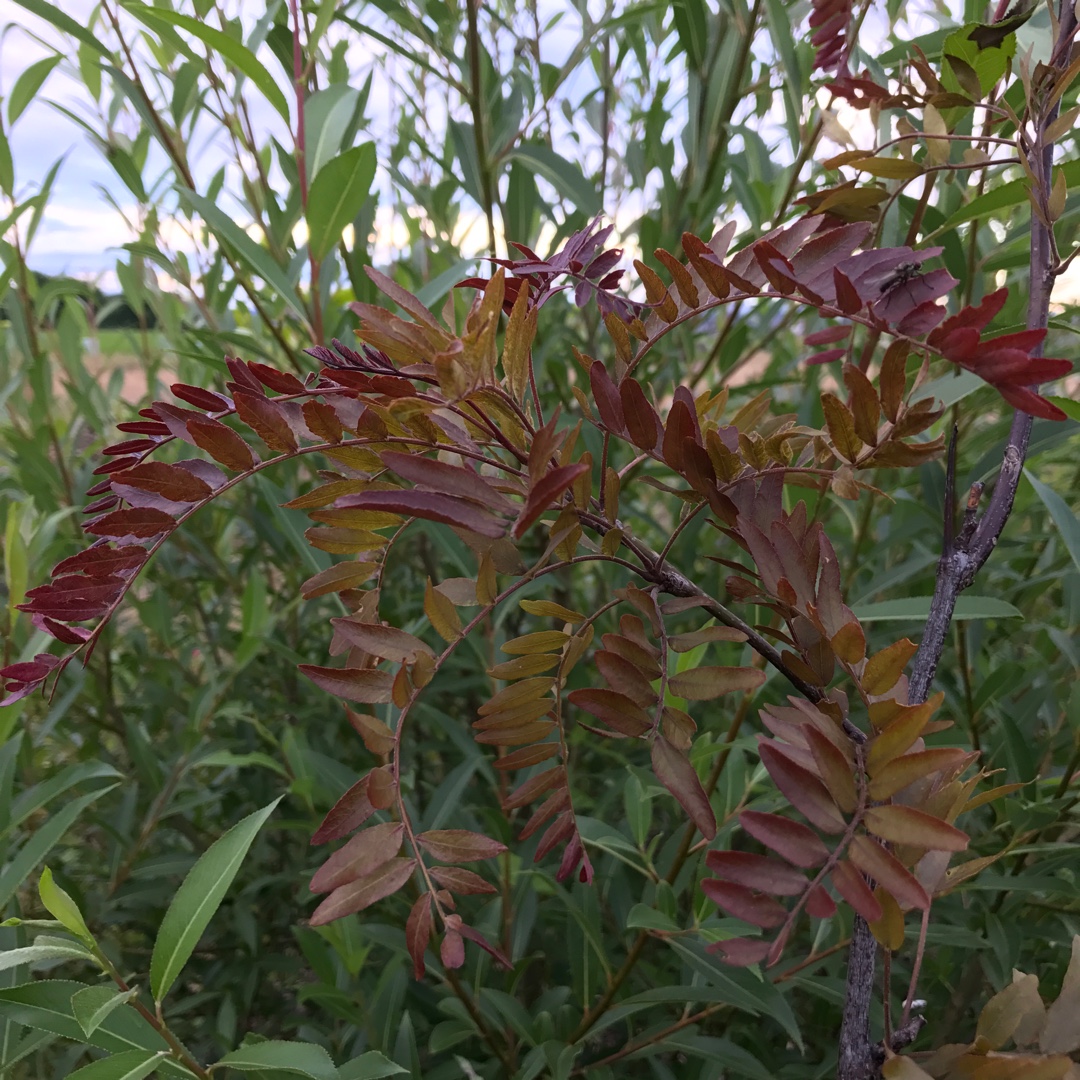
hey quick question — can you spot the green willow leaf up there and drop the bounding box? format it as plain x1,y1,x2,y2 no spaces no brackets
71,986,141,1038
507,143,600,215
307,143,377,261
12,0,110,57
0,939,95,972
1025,468,1080,574
178,188,305,321
119,3,290,124
852,597,1023,621
67,1049,168,1080
216,1040,338,1079
149,796,282,1002
8,55,61,126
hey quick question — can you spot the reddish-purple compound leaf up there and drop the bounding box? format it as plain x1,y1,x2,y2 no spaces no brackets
831,861,883,923
171,383,230,411
594,650,658,708
518,788,571,841
85,508,176,540
535,812,575,861
567,687,652,738
492,743,560,772
117,420,170,435
502,766,565,811
849,835,930,910
309,857,417,926
83,495,120,514
440,928,466,969
309,822,405,893
53,547,148,579
739,811,830,868
0,655,62,685
429,866,498,895
382,451,515,513
311,775,375,844
805,885,837,919
863,805,969,852
589,360,627,434
233,389,298,453
225,356,263,391
457,921,514,967
651,734,717,840
111,462,213,504
102,438,158,456
513,462,589,538
708,937,772,966
187,417,259,472
299,665,394,704
39,617,92,644
557,833,592,884
247,361,305,394
997,383,1068,421
758,740,847,834
338,489,506,538
302,399,344,444
93,456,140,475
620,378,663,452
668,666,766,700
704,851,808,896
415,829,508,863
300,561,378,600
701,879,787,928
833,268,863,314
406,894,433,979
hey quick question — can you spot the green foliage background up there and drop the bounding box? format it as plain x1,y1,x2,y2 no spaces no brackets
0,0,1077,1077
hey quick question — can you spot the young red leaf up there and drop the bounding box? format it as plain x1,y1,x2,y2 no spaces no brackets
309,822,405,893
415,830,509,863
406,894,433,979
849,835,930,910
367,765,396,809
831,861,883,923
302,399,344,444
429,866,498,896
247,361,305,394
739,811,831,868
312,775,376,844
340,489,506,538
187,416,259,472
589,360,627,433
502,766,565,810
862,638,917,695
805,885,837,919
440,928,467,969
864,805,969,851
868,748,973,801
620,378,663,451
535,812,576,861
651,734,717,840
701,879,787,928
299,665,394,704
708,938,772,966
568,687,652,737
517,788,571,840
300,561,378,600
85,508,176,540
382,451,515,513
231,390,299,453
513,462,589,538
492,743,560,772
668,666,766,701
309,857,417,926
111,462,213,504
330,620,435,663
594,650,659,707
171,383,230,411
758,740,847,834
705,851,808,896
456,921,513,968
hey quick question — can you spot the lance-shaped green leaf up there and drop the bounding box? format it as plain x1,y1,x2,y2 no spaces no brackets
38,869,94,945
67,1049,170,1080
13,0,110,56
1025,468,1080,575
215,1040,339,1079
339,1052,408,1079
72,986,141,1038
178,189,305,321
0,937,96,973
307,143,377,261
150,797,282,1002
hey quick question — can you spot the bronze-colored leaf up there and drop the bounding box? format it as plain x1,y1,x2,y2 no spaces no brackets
862,638,917,695
594,650,658,708
491,743,560,772
331,620,435,663
568,687,652,738
502,766,565,810
669,625,748,652
831,860,883,922
868,887,905,951
487,655,561,679
654,247,699,307
310,822,405,893
634,258,679,322
701,879,787,928
479,678,554,714
705,850,807,896
739,811,830,868
474,720,556,746
367,765,397,809
501,630,569,655
804,725,858,813
620,378,663,452
651,734,717,839
849,835,930,910
830,620,867,665
821,392,863,463
758,740,847,834
425,577,462,641
513,463,588,538
85,508,176,540
311,775,375,844
347,710,395,756
864,805,969,851
868,748,974,801
429,866,498,896
233,389,298,453
416,829,508,863
299,664,394,704
842,364,880,446
309,857,417,926
879,339,909,422
406,894,433,978
668,666,765,700
111,462,212,504
681,232,729,298
519,599,585,623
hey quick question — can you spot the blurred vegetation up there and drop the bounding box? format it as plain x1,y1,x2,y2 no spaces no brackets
0,1,1077,1078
